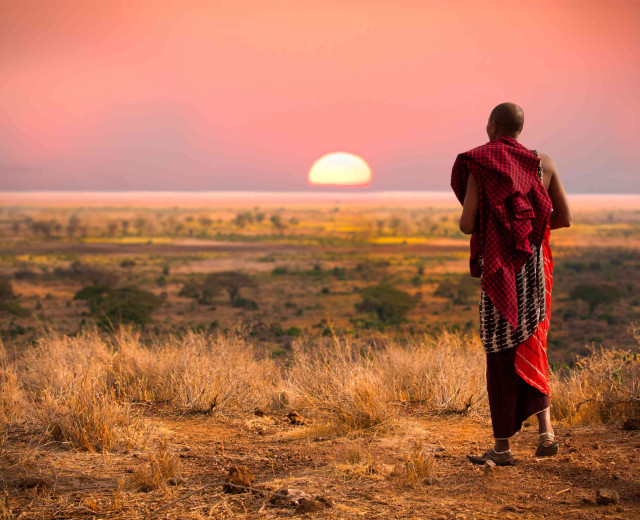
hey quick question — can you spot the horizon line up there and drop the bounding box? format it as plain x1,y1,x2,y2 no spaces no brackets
0,189,639,197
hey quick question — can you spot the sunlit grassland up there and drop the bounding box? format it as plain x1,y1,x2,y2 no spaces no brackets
0,197,639,363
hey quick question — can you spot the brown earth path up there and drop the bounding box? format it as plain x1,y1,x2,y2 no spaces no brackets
3,408,640,519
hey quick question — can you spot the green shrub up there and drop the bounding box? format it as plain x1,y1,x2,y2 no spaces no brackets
285,326,302,337
232,297,259,310
331,267,347,280
355,283,417,325
434,276,479,305
75,286,162,327
0,301,30,317
569,283,622,314
0,277,16,300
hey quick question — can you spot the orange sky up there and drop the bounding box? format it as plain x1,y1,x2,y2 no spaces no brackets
1,0,639,192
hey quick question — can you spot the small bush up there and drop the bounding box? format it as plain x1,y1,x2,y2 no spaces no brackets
34,381,144,452
0,301,30,317
355,283,417,325
400,439,437,487
434,276,479,305
0,278,16,300
285,326,302,337
569,283,622,314
127,440,179,491
232,297,259,310
75,286,163,327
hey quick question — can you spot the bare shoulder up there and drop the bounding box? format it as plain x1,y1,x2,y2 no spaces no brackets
538,152,557,190
538,153,559,174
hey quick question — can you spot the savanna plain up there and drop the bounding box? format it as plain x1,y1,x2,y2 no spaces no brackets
1,192,639,519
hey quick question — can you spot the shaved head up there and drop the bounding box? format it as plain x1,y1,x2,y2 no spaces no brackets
489,102,525,135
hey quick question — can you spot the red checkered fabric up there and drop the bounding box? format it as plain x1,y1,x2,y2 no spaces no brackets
451,137,553,329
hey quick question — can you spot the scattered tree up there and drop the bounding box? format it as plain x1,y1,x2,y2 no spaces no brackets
270,214,286,230
206,271,257,303
67,214,81,238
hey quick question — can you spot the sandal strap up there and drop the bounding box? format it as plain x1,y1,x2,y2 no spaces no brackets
539,432,555,441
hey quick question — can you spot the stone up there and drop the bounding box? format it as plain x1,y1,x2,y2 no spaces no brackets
596,488,620,505
254,407,266,417
484,460,498,477
295,498,319,514
269,488,312,506
222,465,255,494
314,495,333,508
287,410,306,425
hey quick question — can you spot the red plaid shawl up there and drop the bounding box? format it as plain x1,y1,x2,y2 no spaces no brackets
451,137,552,329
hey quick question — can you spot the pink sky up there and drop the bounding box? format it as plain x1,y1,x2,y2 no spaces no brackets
1,0,639,192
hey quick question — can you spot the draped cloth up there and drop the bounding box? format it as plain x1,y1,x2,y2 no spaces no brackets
451,137,552,330
486,224,552,438
514,222,552,396
451,139,554,437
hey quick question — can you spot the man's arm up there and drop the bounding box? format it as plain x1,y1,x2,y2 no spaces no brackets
459,172,478,235
540,153,573,230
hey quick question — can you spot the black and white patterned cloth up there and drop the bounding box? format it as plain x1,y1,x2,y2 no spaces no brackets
479,151,547,354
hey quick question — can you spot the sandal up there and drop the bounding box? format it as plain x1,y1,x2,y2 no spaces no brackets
535,432,558,457
467,447,516,466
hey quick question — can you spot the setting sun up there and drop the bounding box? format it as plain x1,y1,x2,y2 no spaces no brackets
308,152,372,187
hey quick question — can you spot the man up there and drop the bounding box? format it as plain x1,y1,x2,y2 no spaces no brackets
451,102,572,465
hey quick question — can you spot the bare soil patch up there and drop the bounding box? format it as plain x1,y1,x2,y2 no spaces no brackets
3,409,639,519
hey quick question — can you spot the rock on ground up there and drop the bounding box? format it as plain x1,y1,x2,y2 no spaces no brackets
596,488,620,505
222,465,255,494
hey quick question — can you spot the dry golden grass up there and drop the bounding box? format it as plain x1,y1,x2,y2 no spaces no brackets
0,327,638,457
330,439,378,478
551,345,640,424
0,344,23,425
1,328,639,519
284,331,486,435
398,439,438,488
33,384,144,453
126,439,180,492
285,338,396,434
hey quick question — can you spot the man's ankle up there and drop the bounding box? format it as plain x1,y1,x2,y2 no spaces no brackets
494,440,510,453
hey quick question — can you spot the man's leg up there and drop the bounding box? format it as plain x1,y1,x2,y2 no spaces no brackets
537,407,553,435
534,406,558,455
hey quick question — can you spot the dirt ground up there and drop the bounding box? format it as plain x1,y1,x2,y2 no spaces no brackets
3,407,639,519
